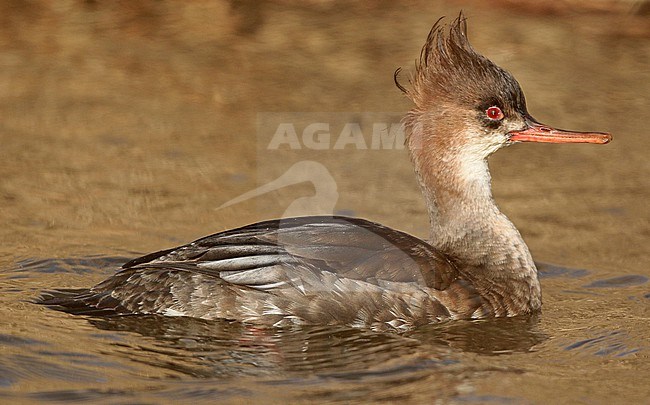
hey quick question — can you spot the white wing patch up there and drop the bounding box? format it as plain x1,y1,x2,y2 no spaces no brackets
163,308,186,317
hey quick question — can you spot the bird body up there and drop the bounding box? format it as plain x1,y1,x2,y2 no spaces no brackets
37,15,611,332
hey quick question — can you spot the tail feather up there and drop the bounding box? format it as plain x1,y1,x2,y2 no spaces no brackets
34,289,130,316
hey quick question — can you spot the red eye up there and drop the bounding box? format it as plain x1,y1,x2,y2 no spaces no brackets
486,106,504,121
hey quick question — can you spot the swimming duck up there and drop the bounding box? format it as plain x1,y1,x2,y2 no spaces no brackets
37,15,611,332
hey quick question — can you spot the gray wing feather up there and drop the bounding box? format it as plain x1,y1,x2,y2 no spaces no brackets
124,216,458,291
36,216,471,327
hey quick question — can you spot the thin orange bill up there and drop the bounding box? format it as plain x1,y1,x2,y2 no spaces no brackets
509,120,612,144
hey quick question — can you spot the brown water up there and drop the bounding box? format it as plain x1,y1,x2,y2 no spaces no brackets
1,1,649,403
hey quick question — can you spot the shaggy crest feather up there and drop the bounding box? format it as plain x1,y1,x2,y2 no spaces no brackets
396,13,526,112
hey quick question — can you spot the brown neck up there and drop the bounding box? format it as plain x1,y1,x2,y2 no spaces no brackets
405,113,542,315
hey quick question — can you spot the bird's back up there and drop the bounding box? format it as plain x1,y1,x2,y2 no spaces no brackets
36,216,486,331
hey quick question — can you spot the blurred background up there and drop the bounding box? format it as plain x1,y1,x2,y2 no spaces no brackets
0,1,648,403
0,0,647,257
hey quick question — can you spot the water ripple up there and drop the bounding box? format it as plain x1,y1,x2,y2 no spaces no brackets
10,256,130,276
583,275,649,288
536,262,590,279
565,330,641,357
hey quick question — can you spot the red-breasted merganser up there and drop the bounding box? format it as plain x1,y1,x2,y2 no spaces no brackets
37,15,611,332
